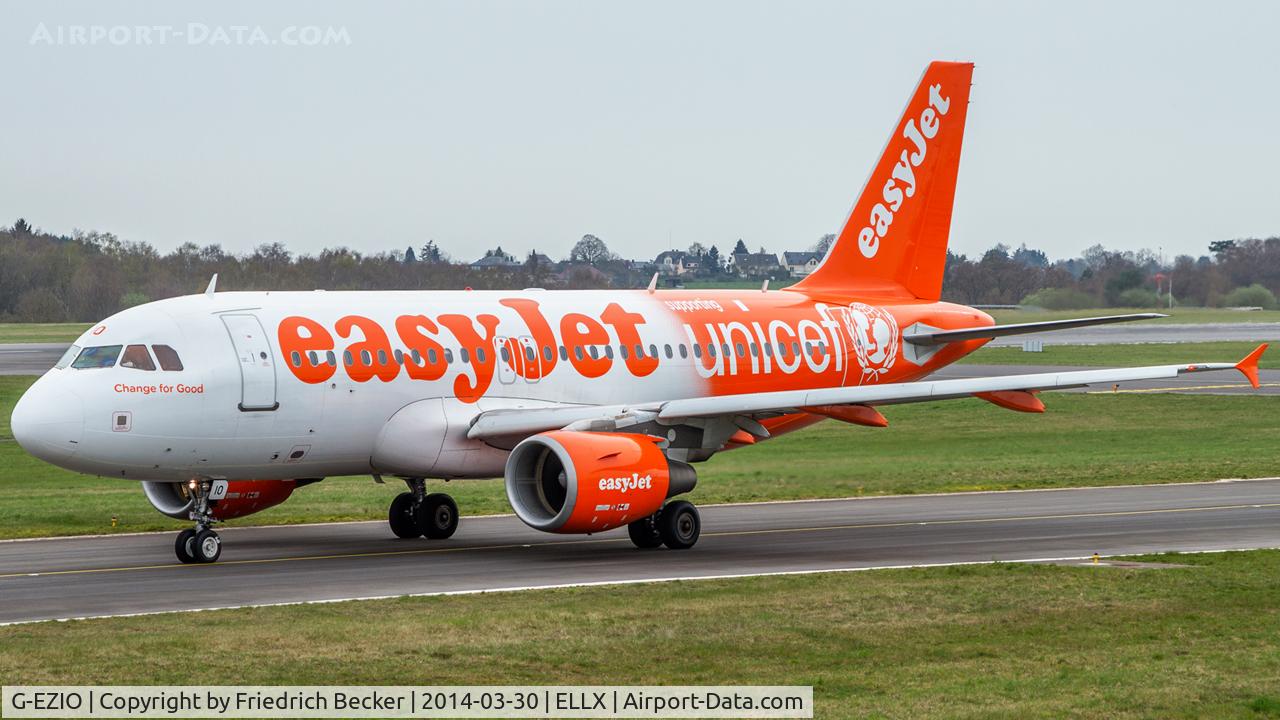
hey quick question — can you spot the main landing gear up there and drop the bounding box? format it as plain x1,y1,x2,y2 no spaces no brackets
174,479,221,564
628,500,701,550
389,478,459,540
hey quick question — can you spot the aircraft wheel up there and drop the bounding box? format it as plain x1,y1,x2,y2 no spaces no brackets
416,493,459,539
194,529,222,563
658,501,700,550
388,492,421,538
175,529,197,564
627,515,663,549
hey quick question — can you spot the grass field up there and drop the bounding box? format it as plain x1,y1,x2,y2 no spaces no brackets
961,340,1279,368
0,322,91,344
2,374,1277,539
988,306,1280,325
1,549,1277,717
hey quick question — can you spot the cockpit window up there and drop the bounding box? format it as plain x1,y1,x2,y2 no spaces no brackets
152,345,184,371
54,345,81,370
120,344,157,371
71,345,123,369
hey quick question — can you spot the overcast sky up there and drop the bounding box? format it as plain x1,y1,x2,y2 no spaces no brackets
2,1,1278,263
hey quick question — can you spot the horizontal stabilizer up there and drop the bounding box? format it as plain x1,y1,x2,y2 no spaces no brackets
903,313,1166,346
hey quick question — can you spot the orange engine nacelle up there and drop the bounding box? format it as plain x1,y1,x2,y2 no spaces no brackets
142,479,314,520
504,431,696,534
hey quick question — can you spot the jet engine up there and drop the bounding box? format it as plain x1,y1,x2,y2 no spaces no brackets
504,431,696,534
142,479,317,520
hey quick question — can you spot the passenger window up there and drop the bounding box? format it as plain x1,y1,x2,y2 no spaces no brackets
634,344,644,358
707,343,716,358
589,346,599,360
476,348,487,363
574,347,584,361
735,343,745,358
693,344,702,359
620,345,630,360
444,348,455,364
500,346,511,363
604,346,614,359
543,346,554,362
55,345,82,370
649,344,658,358
343,350,354,366
326,351,337,367
308,351,319,366
361,350,373,366
559,346,569,361
152,345,184,371
120,344,157,371
679,344,688,359
525,346,535,362
72,345,123,369
290,351,302,368
377,350,388,365
460,348,471,364
423,349,433,364
664,344,673,359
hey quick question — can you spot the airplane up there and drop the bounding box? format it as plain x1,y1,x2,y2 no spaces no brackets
10,61,1268,564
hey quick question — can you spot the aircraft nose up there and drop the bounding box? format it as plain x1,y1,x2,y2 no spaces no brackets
11,380,84,464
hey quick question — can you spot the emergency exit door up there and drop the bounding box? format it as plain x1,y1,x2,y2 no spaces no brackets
221,314,279,411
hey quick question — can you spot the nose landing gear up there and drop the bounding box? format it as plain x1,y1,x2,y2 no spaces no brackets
174,480,222,563
388,478,459,540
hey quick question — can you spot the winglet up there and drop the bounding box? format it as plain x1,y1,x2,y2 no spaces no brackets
1236,343,1269,389
204,273,218,298
647,272,659,294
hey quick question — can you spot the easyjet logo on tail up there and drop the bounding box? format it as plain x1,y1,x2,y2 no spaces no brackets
858,83,951,259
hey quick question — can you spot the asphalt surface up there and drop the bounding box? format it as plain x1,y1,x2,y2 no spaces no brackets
928,364,1280,396
3,479,1279,625
987,321,1280,346
0,343,67,375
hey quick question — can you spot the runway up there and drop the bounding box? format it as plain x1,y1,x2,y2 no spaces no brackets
0,343,67,375
3,478,1279,625
986,321,1280,346
3,322,1279,375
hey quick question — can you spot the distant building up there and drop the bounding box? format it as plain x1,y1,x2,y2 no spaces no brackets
471,248,519,267
783,251,822,277
732,252,782,279
655,250,697,276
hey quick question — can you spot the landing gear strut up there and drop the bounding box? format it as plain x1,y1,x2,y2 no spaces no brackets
174,479,221,564
389,478,459,540
628,500,701,550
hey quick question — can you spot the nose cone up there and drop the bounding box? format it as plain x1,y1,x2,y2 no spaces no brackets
11,380,83,465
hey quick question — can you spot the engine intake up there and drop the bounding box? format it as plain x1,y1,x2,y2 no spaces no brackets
504,431,696,534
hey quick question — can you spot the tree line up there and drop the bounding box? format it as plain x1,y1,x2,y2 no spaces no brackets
1,217,1277,322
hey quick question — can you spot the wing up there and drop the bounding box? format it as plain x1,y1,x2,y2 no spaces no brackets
468,344,1268,443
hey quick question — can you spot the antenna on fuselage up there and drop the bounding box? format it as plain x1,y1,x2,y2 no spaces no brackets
761,279,770,293
646,272,659,294
204,274,218,298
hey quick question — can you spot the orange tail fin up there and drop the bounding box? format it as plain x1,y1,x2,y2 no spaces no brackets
791,61,974,300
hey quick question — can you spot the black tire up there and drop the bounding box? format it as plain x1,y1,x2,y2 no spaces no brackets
388,492,421,538
415,493,459,539
658,501,700,550
194,529,221,563
175,529,197,564
627,515,663,549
